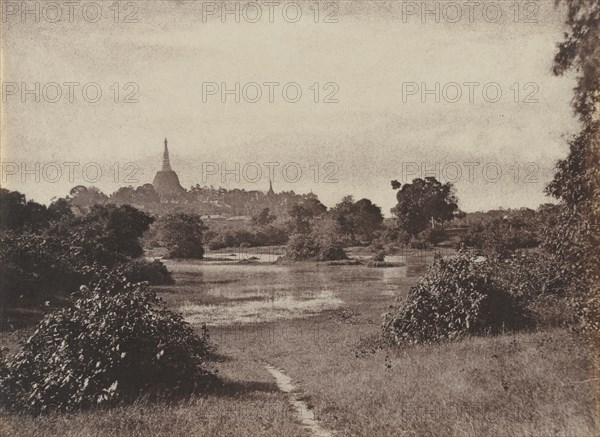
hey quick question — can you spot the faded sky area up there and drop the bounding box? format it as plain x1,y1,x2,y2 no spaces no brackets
0,0,581,213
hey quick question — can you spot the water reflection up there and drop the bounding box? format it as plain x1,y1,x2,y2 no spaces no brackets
162,259,420,326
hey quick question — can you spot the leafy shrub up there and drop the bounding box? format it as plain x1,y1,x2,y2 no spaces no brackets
52,204,154,267
206,225,288,250
0,282,214,413
458,215,540,257
156,213,207,259
408,235,430,249
487,250,575,328
423,227,447,245
286,233,319,260
382,252,531,346
0,231,82,307
369,239,385,252
0,230,173,311
372,251,386,262
286,233,347,261
317,241,348,261
0,203,159,310
395,229,411,245
491,251,566,300
118,259,174,285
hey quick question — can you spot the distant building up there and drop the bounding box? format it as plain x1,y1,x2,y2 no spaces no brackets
152,138,185,201
266,179,275,196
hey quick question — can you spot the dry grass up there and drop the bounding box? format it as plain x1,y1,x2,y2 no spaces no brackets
0,348,309,437
246,323,599,437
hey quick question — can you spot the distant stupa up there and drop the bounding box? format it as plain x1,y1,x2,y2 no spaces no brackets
266,178,275,196
152,138,185,200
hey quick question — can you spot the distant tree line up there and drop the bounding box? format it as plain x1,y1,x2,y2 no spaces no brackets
68,183,316,218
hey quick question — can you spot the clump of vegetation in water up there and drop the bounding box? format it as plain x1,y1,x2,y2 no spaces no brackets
286,232,348,261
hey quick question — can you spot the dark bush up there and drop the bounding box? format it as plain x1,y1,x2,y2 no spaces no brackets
0,225,172,310
382,252,531,346
395,229,411,245
423,228,447,245
458,215,540,257
286,233,320,260
206,225,288,250
0,231,82,307
0,282,214,413
408,235,430,249
51,204,154,267
489,250,575,327
156,213,207,259
285,233,347,261
118,259,174,285
372,251,386,262
317,242,348,261
491,250,566,300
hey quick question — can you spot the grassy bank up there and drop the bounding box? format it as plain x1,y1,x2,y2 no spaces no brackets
1,254,597,436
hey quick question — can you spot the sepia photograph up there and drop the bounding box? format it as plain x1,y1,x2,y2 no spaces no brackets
0,0,598,435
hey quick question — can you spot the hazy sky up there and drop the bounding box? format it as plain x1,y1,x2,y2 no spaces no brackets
1,1,580,213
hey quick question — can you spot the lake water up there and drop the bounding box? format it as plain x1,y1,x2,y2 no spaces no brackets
160,256,431,327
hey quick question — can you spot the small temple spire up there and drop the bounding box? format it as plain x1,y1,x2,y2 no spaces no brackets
162,138,172,171
267,178,275,196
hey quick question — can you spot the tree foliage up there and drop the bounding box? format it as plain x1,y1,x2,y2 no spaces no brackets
391,177,460,235
0,189,72,232
110,184,160,205
68,186,109,211
252,207,277,226
52,204,154,267
157,213,207,259
287,197,327,235
459,210,541,257
330,196,384,243
0,193,170,309
546,0,600,334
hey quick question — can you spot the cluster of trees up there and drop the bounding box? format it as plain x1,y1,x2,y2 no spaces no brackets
204,211,288,250
330,196,385,243
0,189,173,312
456,205,560,256
386,179,565,254
197,194,385,254
285,195,384,260
287,195,383,244
0,189,72,232
3,182,390,268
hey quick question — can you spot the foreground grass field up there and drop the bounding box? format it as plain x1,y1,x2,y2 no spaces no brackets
1,253,598,436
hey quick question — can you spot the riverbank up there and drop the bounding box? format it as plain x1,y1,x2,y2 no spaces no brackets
1,254,597,436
